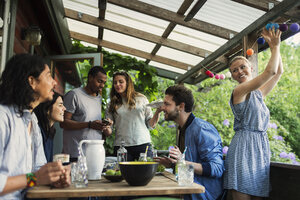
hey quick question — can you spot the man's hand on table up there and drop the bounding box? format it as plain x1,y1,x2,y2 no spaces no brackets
154,156,176,168
52,164,71,188
35,161,71,187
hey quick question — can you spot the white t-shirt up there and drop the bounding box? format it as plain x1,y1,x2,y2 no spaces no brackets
63,87,102,158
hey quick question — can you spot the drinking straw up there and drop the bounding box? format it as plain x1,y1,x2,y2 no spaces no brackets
182,146,187,156
144,145,149,160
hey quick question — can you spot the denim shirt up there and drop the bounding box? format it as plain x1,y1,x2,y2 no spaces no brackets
184,116,224,200
0,105,46,199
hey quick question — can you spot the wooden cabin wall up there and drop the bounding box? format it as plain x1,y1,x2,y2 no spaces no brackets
13,0,66,94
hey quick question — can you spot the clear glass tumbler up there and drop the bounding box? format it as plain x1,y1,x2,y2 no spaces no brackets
178,164,194,186
73,157,88,188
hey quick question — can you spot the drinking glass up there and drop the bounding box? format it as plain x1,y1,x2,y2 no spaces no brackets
138,153,147,161
178,164,194,186
72,157,88,188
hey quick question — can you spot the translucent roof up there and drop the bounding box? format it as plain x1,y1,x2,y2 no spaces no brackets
62,0,300,83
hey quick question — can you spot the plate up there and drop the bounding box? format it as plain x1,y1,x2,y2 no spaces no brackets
103,174,124,182
146,101,163,108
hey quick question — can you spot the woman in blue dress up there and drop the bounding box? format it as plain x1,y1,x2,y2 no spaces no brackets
223,27,283,199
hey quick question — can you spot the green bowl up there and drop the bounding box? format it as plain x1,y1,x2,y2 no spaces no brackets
119,162,158,186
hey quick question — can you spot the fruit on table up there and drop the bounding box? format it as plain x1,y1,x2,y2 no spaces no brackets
106,169,116,175
106,169,122,176
157,164,165,172
115,170,121,176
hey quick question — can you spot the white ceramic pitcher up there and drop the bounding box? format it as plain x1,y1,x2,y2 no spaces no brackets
79,140,105,180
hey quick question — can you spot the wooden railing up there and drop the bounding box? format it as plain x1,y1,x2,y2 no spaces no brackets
269,162,300,200
224,162,300,200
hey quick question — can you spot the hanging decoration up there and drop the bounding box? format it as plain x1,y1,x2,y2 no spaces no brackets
203,67,226,80
201,21,299,80
246,22,300,58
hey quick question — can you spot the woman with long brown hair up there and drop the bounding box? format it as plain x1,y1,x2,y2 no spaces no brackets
103,71,161,161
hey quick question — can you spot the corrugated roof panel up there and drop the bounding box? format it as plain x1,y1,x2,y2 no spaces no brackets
156,46,203,66
106,4,169,36
169,25,228,52
63,0,99,17
67,18,98,37
103,29,156,53
190,0,265,32
139,0,184,13
149,61,186,74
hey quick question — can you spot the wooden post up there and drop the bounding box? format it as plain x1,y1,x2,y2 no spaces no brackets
243,33,258,77
100,53,103,67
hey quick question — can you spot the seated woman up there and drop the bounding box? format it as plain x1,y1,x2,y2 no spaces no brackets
34,92,66,162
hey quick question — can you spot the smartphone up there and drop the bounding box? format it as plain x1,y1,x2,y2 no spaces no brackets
102,119,110,125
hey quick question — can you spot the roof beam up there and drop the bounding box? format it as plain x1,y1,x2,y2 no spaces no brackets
232,0,300,21
107,0,236,40
231,0,278,11
176,0,300,84
70,31,191,71
184,0,207,22
97,0,107,51
146,0,194,64
65,8,228,63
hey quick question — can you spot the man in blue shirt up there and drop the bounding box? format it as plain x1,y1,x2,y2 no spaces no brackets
0,54,70,199
155,85,224,200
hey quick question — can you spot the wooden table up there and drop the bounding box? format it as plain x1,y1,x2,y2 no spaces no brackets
26,172,205,198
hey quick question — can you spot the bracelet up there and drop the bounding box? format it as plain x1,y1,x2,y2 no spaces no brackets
88,121,91,129
26,173,37,188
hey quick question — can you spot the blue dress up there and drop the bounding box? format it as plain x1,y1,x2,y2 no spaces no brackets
224,90,271,197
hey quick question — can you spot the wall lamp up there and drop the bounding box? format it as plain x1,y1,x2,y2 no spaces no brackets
21,26,42,54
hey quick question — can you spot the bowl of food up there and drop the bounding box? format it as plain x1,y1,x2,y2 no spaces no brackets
103,169,123,182
119,161,158,186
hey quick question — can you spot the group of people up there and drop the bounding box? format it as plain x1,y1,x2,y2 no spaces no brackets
0,27,283,200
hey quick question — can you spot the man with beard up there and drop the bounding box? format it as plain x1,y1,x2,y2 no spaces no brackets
155,85,224,200
60,66,111,162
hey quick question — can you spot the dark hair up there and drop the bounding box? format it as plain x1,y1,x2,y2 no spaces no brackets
88,66,106,78
165,85,194,112
0,54,48,115
109,71,140,114
34,92,62,139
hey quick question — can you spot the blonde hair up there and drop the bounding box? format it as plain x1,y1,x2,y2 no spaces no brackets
229,56,251,72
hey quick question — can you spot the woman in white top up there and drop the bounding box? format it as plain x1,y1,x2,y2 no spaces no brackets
103,71,161,161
